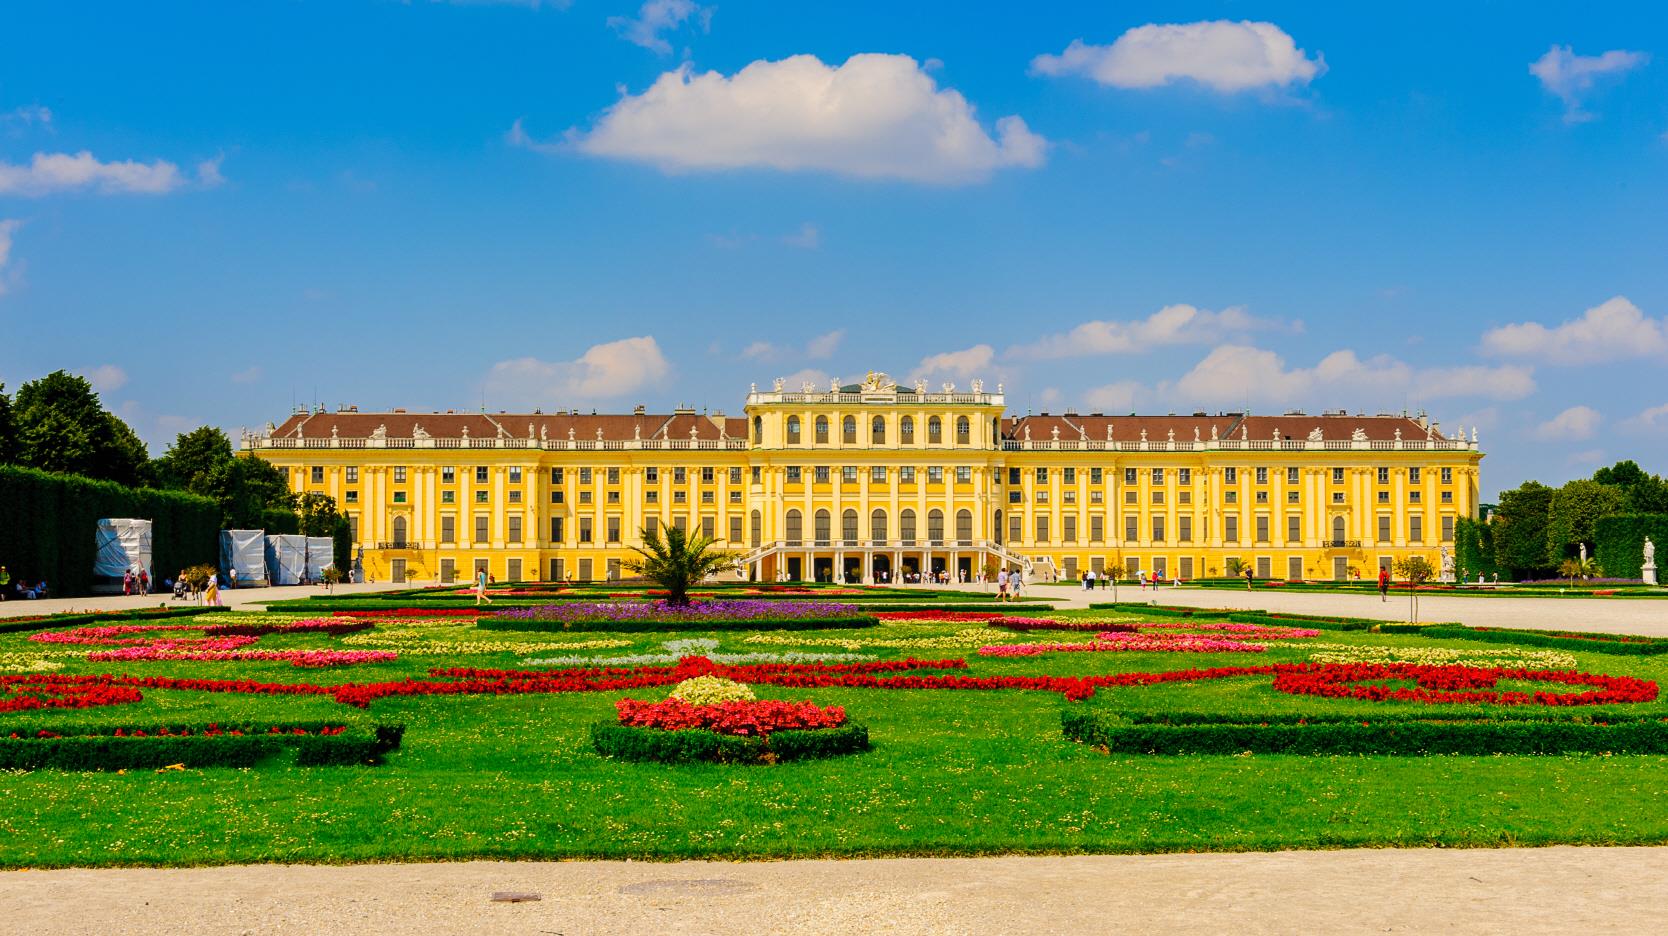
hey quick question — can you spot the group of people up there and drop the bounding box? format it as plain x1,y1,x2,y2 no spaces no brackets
121,567,152,596
0,565,48,600
995,568,1025,600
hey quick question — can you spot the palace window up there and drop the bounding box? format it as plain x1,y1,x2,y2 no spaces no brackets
645,490,658,503
441,467,454,483
1333,468,1345,483
928,509,945,542
1377,467,1390,484
871,466,887,483
1288,515,1301,543
1034,490,1048,504
476,466,489,483
1063,490,1076,504
1090,467,1103,484
392,491,406,503
510,467,523,483
550,468,563,484
956,416,970,444
702,517,715,540
605,467,617,484
928,466,944,483
928,417,942,443
1178,491,1191,505
1151,491,1165,505
1333,492,1345,503
1224,467,1238,483
1225,490,1237,503
1008,467,1021,485
1409,491,1421,504
1255,467,1268,484
815,466,830,483
645,467,658,483
1255,491,1269,504
956,465,972,483
754,416,763,443
1063,515,1077,543
901,466,916,483
752,466,760,483
345,490,358,504
310,466,324,483
1287,491,1300,504
1178,468,1190,484
870,509,887,541
901,509,918,543
1441,467,1453,484
443,491,456,504
1179,516,1192,542
476,490,489,503
1441,491,1453,504
1034,515,1049,543
787,416,801,444
1151,516,1165,543
872,416,886,444
1009,489,1022,504
672,490,685,504
1410,467,1422,484
786,466,801,483
579,490,592,504
508,516,523,544
1378,491,1390,504
1037,467,1049,483
440,516,455,543
900,416,915,444
1124,468,1137,484
729,467,741,484
674,467,686,483
842,466,858,483
580,468,592,484
549,517,563,543
842,416,857,444
1063,467,1076,484
701,467,714,483
1225,516,1239,543
1442,516,1455,541
701,491,714,504
1125,491,1137,504
1377,515,1392,543
1287,467,1300,484
815,416,830,444
1152,468,1164,484
579,518,592,543
1008,513,1022,543
1090,515,1104,541
1255,516,1270,543
475,515,490,543
730,516,743,542
393,466,407,483
1090,490,1103,504
1124,515,1138,542
1410,516,1424,543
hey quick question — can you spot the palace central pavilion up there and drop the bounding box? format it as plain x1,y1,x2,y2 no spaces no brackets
249,374,1482,585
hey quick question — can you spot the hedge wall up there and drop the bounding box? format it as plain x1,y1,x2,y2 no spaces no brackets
1062,710,1668,756
0,722,404,770
0,465,220,598
478,615,879,633
590,721,870,763
1420,625,1668,656
1454,517,1500,580
1594,514,1668,581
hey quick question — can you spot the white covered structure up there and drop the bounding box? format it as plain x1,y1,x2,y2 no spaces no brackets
219,530,268,587
94,518,153,593
265,534,308,586
305,536,334,582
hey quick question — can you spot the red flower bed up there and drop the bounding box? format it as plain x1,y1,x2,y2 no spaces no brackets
329,608,487,617
1269,663,1657,706
877,611,1005,622
986,618,1141,633
615,697,846,736
203,621,372,637
0,674,144,712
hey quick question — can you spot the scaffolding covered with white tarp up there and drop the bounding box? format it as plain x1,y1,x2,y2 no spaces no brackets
265,534,308,586
219,530,268,587
305,536,334,582
94,518,153,593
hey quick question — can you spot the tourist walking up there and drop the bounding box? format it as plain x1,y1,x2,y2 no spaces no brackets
205,571,222,607
138,568,150,595
0,565,9,601
1244,566,1254,591
1378,566,1390,602
475,568,493,605
997,568,1009,601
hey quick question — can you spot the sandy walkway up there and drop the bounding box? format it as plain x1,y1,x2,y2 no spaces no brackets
5,846,1662,935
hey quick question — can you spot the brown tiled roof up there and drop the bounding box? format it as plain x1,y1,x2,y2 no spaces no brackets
1234,414,1443,443
272,411,676,442
657,413,745,441
1004,414,1241,444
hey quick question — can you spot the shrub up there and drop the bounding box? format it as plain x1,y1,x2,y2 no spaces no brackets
1594,514,1668,581
0,721,404,770
1420,625,1668,656
590,721,870,764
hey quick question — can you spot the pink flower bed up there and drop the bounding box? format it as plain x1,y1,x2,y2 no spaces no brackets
1139,622,1321,639
86,648,396,668
978,632,1268,656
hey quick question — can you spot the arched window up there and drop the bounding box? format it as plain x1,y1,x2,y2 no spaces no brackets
786,416,801,445
956,416,971,445
900,416,915,444
872,416,886,445
1332,515,1346,544
815,416,829,444
751,510,762,547
842,415,857,444
814,509,831,543
842,509,859,543
870,508,887,542
956,509,973,542
927,509,945,543
900,509,917,544
785,509,803,544
392,515,408,547
927,416,943,444
753,416,763,444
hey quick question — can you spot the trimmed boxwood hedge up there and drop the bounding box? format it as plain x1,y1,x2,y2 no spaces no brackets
0,722,405,770
590,721,870,764
0,464,220,598
1061,709,1668,756
1420,625,1668,656
478,615,878,633
0,606,217,636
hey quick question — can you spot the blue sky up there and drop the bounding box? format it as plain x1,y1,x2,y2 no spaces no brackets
1,1,1665,498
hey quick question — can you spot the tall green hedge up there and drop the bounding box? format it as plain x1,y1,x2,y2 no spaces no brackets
0,464,219,597
1594,514,1668,581
1454,517,1499,580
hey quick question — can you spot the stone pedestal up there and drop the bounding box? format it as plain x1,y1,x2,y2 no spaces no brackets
1645,563,1658,586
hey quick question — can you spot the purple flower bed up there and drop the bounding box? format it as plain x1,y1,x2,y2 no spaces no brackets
479,599,878,633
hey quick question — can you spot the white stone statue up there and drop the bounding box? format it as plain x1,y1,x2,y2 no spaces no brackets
1194,426,1201,442
1210,424,1218,441
1242,426,1249,441
412,424,430,440
567,427,575,441
1273,428,1281,441
527,423,535,440
539,425,548,441
1440,545,1454,581
461,426,470,440
595,427,604,441
1352,427,1368,442
801,381,816,393
942,381,956,393
331,426,339,439
1472,427,1479,443
1106,425,1114,441
830,377,841,393
1167,428,1175,442
1078,424,1087,441
370,423,387,441
1308,427,1323,442
1050,426,1060,441
496,424,508,440
1023,425,1031,441
772,377,785,392
1140,428,1148,442
690,424,699,440
1646,537,1655,565
1580,542,1587,564
750,382,757,393
1394,428,1402,441
970,379,983,394
633,424,641,441
914,378,926,394
996,383,1004,394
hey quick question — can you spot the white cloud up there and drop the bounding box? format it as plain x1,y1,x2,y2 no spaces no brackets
777,368,836,391
1480,296,1666,365
0,150,221,196
484,335,669,405
1084,380,1143,411
742,330,844,362
1010,303,1292,359
1530,45,1648,123
1619,402,1668,433
782,223,820,249
1567,449,1605,467
196,155,226,188
0,219,21,296
1532,405,1602,441
1170,345,1534,407
86,364,128,393
560,54,1046,184
608,0,710,55
911,345,996,381
1032,21,1323,93
230,366,263,385
2,105,51,130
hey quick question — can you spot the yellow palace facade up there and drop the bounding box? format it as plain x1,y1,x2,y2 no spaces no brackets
247,373,1483,585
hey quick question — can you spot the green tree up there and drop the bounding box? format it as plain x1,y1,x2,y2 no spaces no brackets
1545,479,1627,563
1393,555,1435,623
1593,460,1668,513
297,491,340,536
1557,556,1603,587
1491,481,1555,578
12,370,150,485
0,381,15,464
622,523,740,607
155,426,235,491
197,455,295,529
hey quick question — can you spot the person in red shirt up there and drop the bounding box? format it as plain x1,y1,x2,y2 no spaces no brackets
1378,566,1390,602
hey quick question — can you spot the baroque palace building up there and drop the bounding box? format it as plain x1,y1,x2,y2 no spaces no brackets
247,373,1483,585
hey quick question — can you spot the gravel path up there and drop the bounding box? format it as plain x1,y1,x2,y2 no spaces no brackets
5,847,1663,935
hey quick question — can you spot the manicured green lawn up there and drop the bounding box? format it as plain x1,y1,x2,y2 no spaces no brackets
4,604,1668,868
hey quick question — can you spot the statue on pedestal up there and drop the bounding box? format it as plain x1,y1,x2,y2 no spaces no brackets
1439,545,1455,583
1644,537,1657,586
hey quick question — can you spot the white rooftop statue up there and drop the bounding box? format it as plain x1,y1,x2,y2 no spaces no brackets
461,426,470,440
1167,428,1175,442
595,427,604,440
370,424,387,440
1210,424,1218,441
331,426,339,439
1395,428,1402,441
1352,427,1368,442
567,427,575,441
971,379,983,393
1308,427,1323,442
801,381,816,393
412,424,430,440
942,381,956,393
772,377,784,392
914,379,927,394
1051,426,1060,441
633,425,641,440
1194,426,1201,442
1140,428,1148,442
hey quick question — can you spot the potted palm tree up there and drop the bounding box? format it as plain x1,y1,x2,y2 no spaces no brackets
622,524,742,608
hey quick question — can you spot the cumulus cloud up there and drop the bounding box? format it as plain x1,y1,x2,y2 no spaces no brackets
1032,20,1323,93
1620,402,1668,433
0,151,220,196
85,364,129,393
910,345,996,382
1530,45,1648,123
1532,405,1602,441
743,330,844,362
1480,296,1666,365
1084,380,1143,412
609,0,710,54
484,336,669,406
1170,345,1534,407
558,54,1046,184
1010,304,1292,359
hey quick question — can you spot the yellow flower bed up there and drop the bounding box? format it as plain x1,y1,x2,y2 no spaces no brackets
340,630,630,655
0,653,65,673
1304,643,1578,669
668,675,756,705
745,627,1056,651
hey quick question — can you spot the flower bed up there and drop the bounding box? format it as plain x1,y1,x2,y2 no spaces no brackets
1268,663,1656,706
1061,709,1668,756
616,697,846,736
595,687,865,764
978,633,1269,656
1305,643,1579,669
522,638,873,667
590,721,870,764
86,647,397,668
1420,625,1668,656
0,720,405,769
1,674,143,713
984,618,1141,633
480,600,877,632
